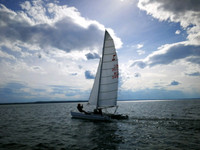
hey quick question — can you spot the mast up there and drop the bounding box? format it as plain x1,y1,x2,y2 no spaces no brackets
96,30,107,109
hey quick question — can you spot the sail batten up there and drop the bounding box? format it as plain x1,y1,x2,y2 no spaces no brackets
104,53,116,56
100,81,118,85
101,75,116,78
103,61,117,64
99,98,117,101
88,30,118,108
100,89,118,93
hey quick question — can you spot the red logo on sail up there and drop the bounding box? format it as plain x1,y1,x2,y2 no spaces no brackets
112,72,118,79
112,54,116,61
112,64,118,71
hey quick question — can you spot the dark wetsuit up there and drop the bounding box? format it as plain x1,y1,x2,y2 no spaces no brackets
77,104,89,114
77,104,84,112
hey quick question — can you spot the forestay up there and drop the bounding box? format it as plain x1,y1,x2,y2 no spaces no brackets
88,31,118,108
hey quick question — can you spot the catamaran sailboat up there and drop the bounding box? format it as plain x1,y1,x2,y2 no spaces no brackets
71,30,128,121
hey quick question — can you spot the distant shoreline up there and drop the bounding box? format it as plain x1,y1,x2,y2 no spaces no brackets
0,100,88,105
0,98,200,105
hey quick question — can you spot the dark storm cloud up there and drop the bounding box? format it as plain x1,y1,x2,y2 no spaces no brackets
85,70,95,79
132,44,200,68
85,52,100,60
0,4,103,52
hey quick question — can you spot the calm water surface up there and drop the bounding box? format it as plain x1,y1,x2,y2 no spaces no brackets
0,99,200,150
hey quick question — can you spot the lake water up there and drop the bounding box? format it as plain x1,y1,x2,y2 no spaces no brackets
0,99,200,150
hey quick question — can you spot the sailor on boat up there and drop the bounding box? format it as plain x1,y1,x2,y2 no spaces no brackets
77,104,89,114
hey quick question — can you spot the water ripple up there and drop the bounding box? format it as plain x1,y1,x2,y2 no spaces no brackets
0,100,200,149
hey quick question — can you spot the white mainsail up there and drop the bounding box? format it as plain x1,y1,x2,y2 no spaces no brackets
88,30,118,108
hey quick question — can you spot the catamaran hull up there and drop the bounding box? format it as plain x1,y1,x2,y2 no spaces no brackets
71,112,110,121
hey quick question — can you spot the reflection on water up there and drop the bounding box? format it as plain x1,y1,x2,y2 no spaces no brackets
68,119,124,149
0,99,200,149
89,122,123,149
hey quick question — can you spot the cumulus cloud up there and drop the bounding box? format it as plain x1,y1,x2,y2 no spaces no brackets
136,44,145,55
134,73,141,77
85,70,95,79
132,0,200,68
185,72,200,76
137,49,145,55
186,56,200,64
0,50,16,60
85,52,100,60
138,0,200,45
169,80,180,86
132,43,200,68
175,30,181,35
38,53,42,59
0,3,100,52
137,44,143,49
0,82,87,103
132,60,146,68
0,1,122,54
0,0,115,102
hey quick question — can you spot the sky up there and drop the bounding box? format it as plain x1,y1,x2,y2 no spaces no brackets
0,0,200,103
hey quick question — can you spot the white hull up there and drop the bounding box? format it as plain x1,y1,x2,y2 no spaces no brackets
71,111,110,121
